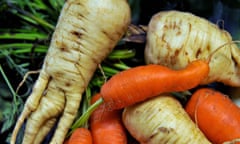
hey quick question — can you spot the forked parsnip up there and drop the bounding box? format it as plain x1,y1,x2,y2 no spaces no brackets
11,0,131,144
145,10,240,86
122,95,211,144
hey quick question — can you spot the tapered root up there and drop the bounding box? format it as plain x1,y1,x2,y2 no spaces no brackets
22,80,65,144
50,92,83,144
34,118,57,144
11,71,49,144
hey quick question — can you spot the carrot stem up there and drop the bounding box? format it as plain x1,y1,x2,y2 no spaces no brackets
113,62,131,70
68,98,103,136
108,49,135,59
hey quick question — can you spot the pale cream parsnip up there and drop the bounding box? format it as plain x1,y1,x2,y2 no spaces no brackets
123,95,211,144
145,10,240,86
11,0,131,143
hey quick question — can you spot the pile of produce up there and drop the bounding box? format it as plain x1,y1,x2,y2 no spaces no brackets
1,0,240,144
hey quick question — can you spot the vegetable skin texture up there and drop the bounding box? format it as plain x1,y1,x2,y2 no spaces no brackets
11,0,131,144
122,95,211,144
145,10,240,86
100,59,209,110
68,128,92,144
90,93,127,144
185,88,240,144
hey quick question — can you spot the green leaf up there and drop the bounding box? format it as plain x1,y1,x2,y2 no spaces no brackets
68,98,103,137
0,32,47,40
49,0,64,11
108,49,136,59
1,105,15,133
0,43,48,51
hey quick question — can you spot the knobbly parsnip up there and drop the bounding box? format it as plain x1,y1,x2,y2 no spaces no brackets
11,0,130,144
145,10,240,86
122,95,211,144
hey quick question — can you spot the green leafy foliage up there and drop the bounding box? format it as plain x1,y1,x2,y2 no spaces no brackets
0,1,64,143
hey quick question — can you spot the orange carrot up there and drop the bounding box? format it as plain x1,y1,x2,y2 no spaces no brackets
67,127,92,144
185,88,240,144
90,93,127,144
100,59,209,110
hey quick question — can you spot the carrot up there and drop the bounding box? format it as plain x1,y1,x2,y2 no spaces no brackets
67,128,92,144
123,94,211,144
144,10,240,87
185,88,240,144
100,59,209,110
11,0,131,144
90,93,127,144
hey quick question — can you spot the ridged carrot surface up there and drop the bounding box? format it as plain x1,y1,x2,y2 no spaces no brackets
185,88,240,144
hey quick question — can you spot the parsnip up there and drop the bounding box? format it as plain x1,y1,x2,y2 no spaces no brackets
11,0,131,144
144,10,240,86
122,95,211,144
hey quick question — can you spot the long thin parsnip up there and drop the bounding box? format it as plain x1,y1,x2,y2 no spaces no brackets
145,10,240,86
11,0,131,144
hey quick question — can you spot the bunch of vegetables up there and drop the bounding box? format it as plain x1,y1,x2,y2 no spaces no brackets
66,10,240,144
1,0,240,144
73,45,238,143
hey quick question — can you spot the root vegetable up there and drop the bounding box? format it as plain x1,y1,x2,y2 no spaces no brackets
185,88,240,144
68,128,92,144
90,93,127,144
122,95,211,144
144,10,240,86
11,0,131,143
100,59,209,110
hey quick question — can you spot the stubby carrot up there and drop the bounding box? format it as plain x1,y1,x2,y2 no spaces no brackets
185,88,240,144
90,93,127,144
100,59,209,110
67,128,92,144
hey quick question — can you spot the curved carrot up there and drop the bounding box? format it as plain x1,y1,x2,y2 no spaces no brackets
185,88,240,144
100,59,209,110
90,93,127,144
67,128,92,144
